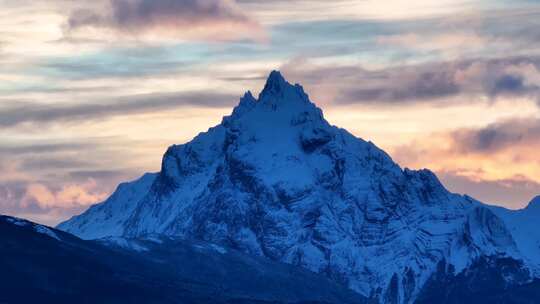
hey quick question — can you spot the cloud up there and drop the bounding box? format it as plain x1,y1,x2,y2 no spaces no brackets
66,0,265,42
373,8,540,56
389,116,540,207
0,142,92,155
0,91,236,127
0,179,106,225
280,56,540,105
451,118,540,153
391,118,540,167
19,157,93,172
489,74,527,96
0,138,145,225
438,171,540,209
69,170,133,180
237,0,484,24
0,177,109,224
376,32,487,52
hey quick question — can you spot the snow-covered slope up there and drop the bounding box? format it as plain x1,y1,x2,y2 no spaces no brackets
59,172,157,239
490,196,540,267
3,215,65,241
58,71,539,303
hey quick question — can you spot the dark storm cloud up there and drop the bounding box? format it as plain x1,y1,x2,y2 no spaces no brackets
451,118,540,153
281,56,540,105
0,91,236,127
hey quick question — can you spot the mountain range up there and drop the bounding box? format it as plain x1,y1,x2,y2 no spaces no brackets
1,214,364,304
4,71,539,303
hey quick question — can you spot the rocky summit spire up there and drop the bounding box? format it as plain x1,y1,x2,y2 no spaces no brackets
262,70,287,94
258,70,310,106
225,70,320,126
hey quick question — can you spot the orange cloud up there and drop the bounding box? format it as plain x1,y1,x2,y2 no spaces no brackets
389,122,540,208
22,179,108,209
391,120,540,184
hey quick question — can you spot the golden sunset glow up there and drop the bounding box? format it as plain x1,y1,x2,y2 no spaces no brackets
1,0,540,225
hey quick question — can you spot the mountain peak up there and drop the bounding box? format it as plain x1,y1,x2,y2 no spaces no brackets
225,70,321,127
259,70,305,103
260,70,288,98
265,70,287,89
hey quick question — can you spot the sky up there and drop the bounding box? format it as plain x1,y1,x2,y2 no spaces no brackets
1,0,540,226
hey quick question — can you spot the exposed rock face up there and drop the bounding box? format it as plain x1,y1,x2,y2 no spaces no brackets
58,71,539,303
416,257,535,304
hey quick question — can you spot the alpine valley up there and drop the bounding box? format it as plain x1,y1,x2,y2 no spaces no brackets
12,71,540,303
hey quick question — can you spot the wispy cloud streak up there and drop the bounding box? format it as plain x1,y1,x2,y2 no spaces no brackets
66,0,266,42
282,56,540,105
0,92,236,127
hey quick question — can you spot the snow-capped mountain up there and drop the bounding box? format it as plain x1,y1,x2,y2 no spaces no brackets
58,71,540,303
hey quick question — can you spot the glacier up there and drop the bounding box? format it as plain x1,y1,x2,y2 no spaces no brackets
58,71,540,303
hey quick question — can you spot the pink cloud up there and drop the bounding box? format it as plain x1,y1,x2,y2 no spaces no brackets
67,0,266,42
21,179,108,209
